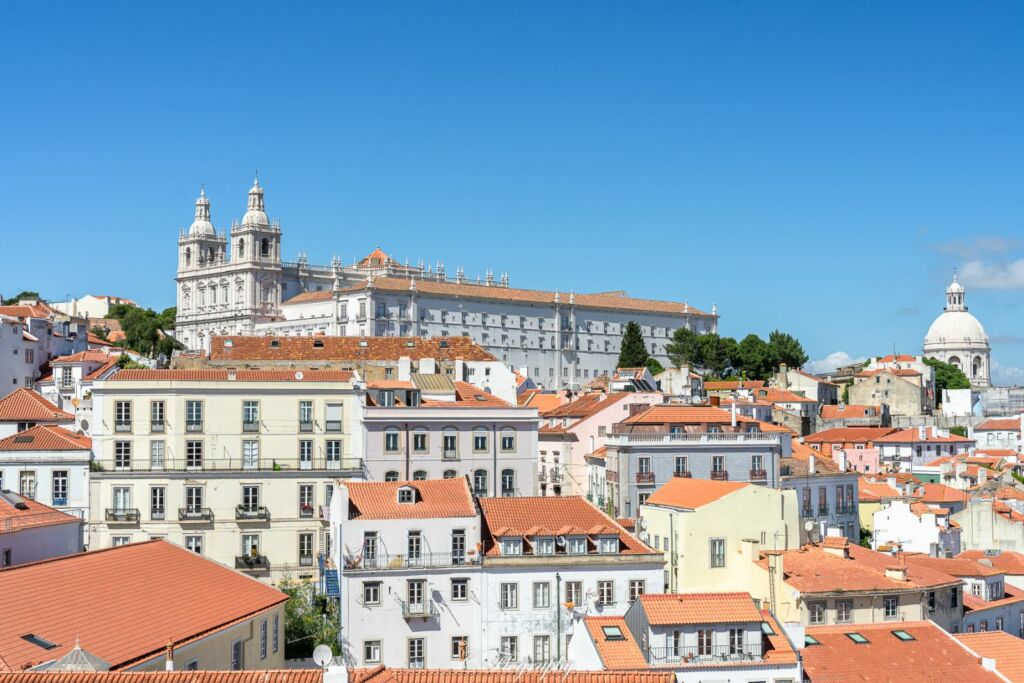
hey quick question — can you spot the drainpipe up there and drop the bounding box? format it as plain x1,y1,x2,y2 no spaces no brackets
492,422,498,496
404,422,410,480
556,572,562,661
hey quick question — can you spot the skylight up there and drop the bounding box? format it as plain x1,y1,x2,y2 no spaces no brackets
804,635,820,646
891,630,915,641
21,634,57,650
761,621,777,636
845,632,869,644
601,625,625,641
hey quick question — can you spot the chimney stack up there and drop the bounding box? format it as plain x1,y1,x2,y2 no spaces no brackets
809,454,816,476
165,640,174,671
885,565,909,582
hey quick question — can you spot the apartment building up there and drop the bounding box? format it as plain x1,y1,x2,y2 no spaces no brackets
875,427,975,472
905,555,1024,636
873,499,961,557
0,388,75,439
38,349,121,433
0,299,89,394
362,377,538,495
601,405,788,519
88,369,363,580
0,491,82,567
780,442,861,543
0,425,91,522
972,415,1023,453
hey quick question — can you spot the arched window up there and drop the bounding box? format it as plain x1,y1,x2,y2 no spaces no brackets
473,469,488,496
443,470,457,479
501,469,516,497
499,427,516,453
973,356,983,378
472,427,489,453
184,247,191,267
237,239,245,258
181,287,191,311
413,470,427,481
948,356,962,370
384,471,399,482
209,284,217,305
261,238,270,257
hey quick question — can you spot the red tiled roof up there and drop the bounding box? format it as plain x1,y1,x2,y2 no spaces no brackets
584,616,649,670
521,392,568,412
0,674,322,683
820,404,880,420
873,428,974,444
478,496,653,556
976,417,1021,431
956,631,1024,682
639,592,763,625
802,621,1004,682
345,479,476,520
0,389,74,424
804,427,899,444
644,478,748,510
903,555,1002,577
858,477,904,503
106,369,353,382
351,668,673,683
51,350,112,365
963,584,1024,613
620,405,757,426
783,441,843,475
878,354,918,363
756,388,817,404
959,549,1024,575
917,483,970,504
87,332,113,347
0,540,287,671
0,426,91,452
704,380,765,391
0,493,81,536
210,335,497,362
543,392,630,419
0,304,53,319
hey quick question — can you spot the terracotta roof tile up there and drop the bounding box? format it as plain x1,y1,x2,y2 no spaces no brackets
584,616,648,670
904,555,1002,577
976,417,1022,431
0,674,321,683
874,428,974,444
345,479,476,520
106,369,353,382
858,477,904,503
352,668,673,683
50,350,114,365
820,404,881,420
644,478,748,510
86,332,113,347
0,540,287,671
805,427,899,444
0,390,74,424
756,388,818,404
639,592,763,625
0,493,81,536
703,380,765,391
803,621,1004,682
959,549,1024,575
0,426,91,452
0,304,54,319
917,483,970,504
521,392,567,412
956,630,1024,682
620,405,758,426
210,335,496,363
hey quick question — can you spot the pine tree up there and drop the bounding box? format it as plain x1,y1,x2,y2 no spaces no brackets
617,321,651,368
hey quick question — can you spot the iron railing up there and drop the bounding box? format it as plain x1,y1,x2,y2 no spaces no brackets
236,505,270,521
179,507,214,522
345,552,478,571
235,554,271,572
647,643,763,665
105,508,140,523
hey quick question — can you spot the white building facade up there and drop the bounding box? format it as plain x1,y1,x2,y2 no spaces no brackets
924,274,991,387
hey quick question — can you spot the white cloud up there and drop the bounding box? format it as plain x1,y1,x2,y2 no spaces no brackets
933,236,1022,258
959,259,1024,290
991,359,1024,386
806,351,866,375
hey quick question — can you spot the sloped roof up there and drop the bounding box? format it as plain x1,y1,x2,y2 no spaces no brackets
0,426,91,452
874,428,974,444
351,668,674,683
782,441,843,476
50,351,113,366
0,673,322,683
583,616,648,670
903,555,1002,577
703,380,765,391
620,405,756,426
917,483,971,504
976,417,1021,431
858,477,904,503
105,370,353,382
644,478,748,510
820,404,880,420
0,541,287,671
959,549,1024,575
0,389,74,424
0,493,81,536
345,479,476,520
210,335,497,362
639,592,763,625
804,427,899,443
956,631,1024,682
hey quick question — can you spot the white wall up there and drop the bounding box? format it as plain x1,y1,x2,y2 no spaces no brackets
0,520,81,566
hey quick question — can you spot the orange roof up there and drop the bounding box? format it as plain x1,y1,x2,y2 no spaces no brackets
478,496,653,556
544,392,630,419
0,426,91,452
345,479,476,520
86,332,113,347
210,335,497,362
704,380,765,391
639,592,763,625
106,369,353,382
878,354,918,363
0,673,320,683
957,630,1024,682
964,584,1024,613
903,555,1002,577
351,668,673,683
874,428,974,444
0,540,287,671
644,477,748,510
584,616,649,670
917,483,970,504
0,303,53,319
977,417,1021,431
520,391,567,412
802,621,1004,683
358,247,395,266
959,549,1024,575
621,405,756,426
756,388,817,404
858,477,904,503
51,350,113,365
0,493,81,536
820,404,880,420
783,441,843,475
0,389,74,423
805,427,899,443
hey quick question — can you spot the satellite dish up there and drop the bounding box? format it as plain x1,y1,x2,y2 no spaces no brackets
804,520,815,532
312,644,333,668
295,371,304,380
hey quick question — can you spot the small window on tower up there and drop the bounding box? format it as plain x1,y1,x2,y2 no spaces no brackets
261,238,270,257
238,239,245,258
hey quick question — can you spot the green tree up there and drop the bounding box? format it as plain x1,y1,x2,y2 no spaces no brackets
767,329,809,369
665,327,703,368
279,579,339,660
841,382,850,404
697,334,739,379
859,527,873,549
2,291,40,305
106,304,181,359
735,334,773,380
617,321,651,369
949,425,968,437
89,326,109,341
116,354,148,370
646,357,665,376
923,357,971,402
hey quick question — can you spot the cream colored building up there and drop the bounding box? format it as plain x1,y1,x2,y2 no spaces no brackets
88,369,363,582
639,477,799,594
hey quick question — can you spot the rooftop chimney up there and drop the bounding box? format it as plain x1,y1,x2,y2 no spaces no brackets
165,640,174,672
809,455,816,476
731,401,737,427
885,565,909,582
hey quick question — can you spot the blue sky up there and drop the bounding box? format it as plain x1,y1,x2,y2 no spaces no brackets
2,2,1023,381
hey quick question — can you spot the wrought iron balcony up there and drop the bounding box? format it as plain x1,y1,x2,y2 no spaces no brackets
647,643,763,665
636,472,656,484
345,552,479,571
236,505,270,521
711,471,730,481
235,554,271,572
105,508,140,523
749,469,768,481
673,470,693,478
401,600,440,620
178,507,214,522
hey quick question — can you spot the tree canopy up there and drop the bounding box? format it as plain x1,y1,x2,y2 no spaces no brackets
2,291,39,305
923,357,971,400
278,579,339,659
107,304,181,359
617,321,651,369
665,327,809,380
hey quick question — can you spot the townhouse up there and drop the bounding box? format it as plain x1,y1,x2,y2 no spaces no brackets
780,441,861,543
0,490,82,567
0,298,89,395
972,415,1022,453
362,376,538,495
874,426,974,472
88,369,363,579
0,388,75,439
960,549,1024,591
770,363,839,405
803,426,899,474
848,367,933,417
0,425,91,521
38,348,121,433
602,405,788,519
872,500,961,557
0,540,287,671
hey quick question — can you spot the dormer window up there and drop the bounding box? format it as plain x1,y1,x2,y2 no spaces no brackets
397,486,416,504
379,390,394,408
408,391,421,407
567,537,587,555
534,537,555,555
501,538,523,556
598,536,619,554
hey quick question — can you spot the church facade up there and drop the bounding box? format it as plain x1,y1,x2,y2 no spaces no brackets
923,274,991,388
174,179,717,389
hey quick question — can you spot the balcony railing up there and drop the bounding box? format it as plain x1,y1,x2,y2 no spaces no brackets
105,508,140,523
92,457,364,473
299,554,314,568
151,421,165,433
647,643,763,666
711,471,729,481
242,421,260,433
186,421,203,433
235,554,271,572
605,432,781,446
401,600,440,620
749,469,768,481
299,504,315,518
345,552,479,571
236,505,270,521
818,505,830,515
114,421,132,433
836,504,856,515
636,472,656,484
673,470,693,478
299,421,314,433
179,507,214,522
606,471,619,483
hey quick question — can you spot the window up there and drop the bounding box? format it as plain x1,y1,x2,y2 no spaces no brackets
452,578,469,601
325,403,343,432
629,580,645,602
242,401,260,431
51,471,68,506
115,401,132,431
534,582,551,608
412,430,428,452
241,485,260,511
729,628,744,655
500,582,518,609
242,533,260,557
836,599,853,623
501,468,515,496
385,429,400,452
363,581,381,605
111,536,131,547
891,629,915,641
845,632,869,644
533,635,551,663
273,614,279,653
242,440,259,469
599,536,618,554
697,629,712,656
442,428,458,458
259,620,267,659
185,486,204,512
712,455,724,473
751,453,763,473
567,537,587,555
565,581,583,606
19,471,36,499
364,641,381,664
500,429,516,452
883,595,898,619
809,602,826,624
151,401,165,431
451,636,468,661
114,441,131,470
185,535,203,554
473,428,488,453
535,537,555,555
363,532,378,565
186,440,203,468
299,484,314,517
408,638,425,668
927,591,936,612
326,440,342,466
412,470,427,481
597,580,614,606
150,487,165,520
710,538,726,567
299,401,313,430
499,636,518,661
952,588,959,608
407,530,422,561
473,469,488,495
299,533,314,566
675,455,688,474
299,440,313,469
385,471,399,482
443,469,457,479
231,640,243,670
186,400,203,431
149,440,165,470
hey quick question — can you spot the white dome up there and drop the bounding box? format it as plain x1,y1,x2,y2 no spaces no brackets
241,209,269,226
188,188,216,235
924,310,989,350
